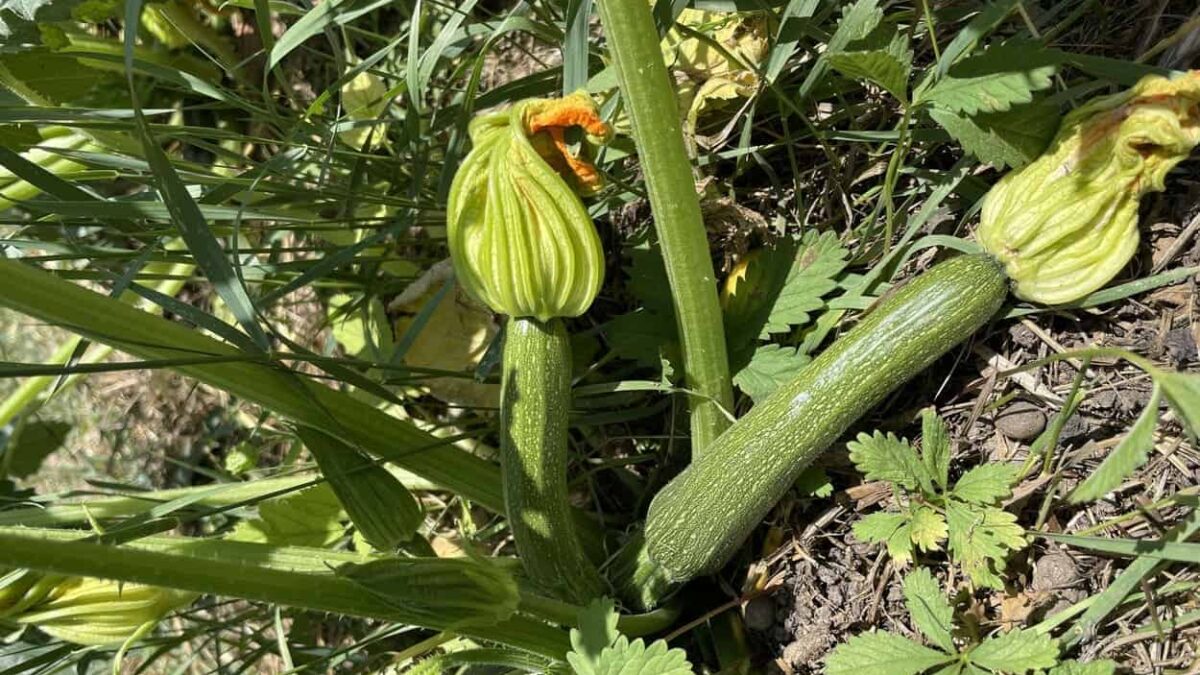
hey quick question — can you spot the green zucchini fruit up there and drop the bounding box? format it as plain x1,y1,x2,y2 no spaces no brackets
502,317,606,602
645,253,1009,582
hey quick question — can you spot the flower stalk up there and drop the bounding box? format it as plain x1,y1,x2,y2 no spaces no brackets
596,0,735,455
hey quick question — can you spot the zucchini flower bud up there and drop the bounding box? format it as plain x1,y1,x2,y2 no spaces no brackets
14,577,196,645
448,92,612,321
978,71,1200,305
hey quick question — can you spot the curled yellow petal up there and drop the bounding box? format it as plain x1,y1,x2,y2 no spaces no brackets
979,71,1200,305
448,93,609,320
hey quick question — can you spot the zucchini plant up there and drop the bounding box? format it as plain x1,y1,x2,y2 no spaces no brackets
644,70,1200,585
446,92,613,603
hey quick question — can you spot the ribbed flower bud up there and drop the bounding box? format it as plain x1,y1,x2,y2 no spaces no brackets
979,71,1200,305
447,92,612,321
14,577,196,645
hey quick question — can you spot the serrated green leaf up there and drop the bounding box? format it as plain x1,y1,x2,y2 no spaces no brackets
929,100,1059,169
587,636,695,675
227,485,344,547
1158,371,1200,439
567,597,620,675
903,568,955,653
946,501,1025,589
829,48,911,102
1046,659,1117,675
795,465,834,498
826,630,955,675
854,511,909,544
968,628,1058,672
910,505,949,553
764,230,849,334
924,41,1061,115
951,463,1018,504
848,431,933,493
0,0,86,48
1069,385,1160,503
733,343,810,402
920,409,951,490
836,0,883,44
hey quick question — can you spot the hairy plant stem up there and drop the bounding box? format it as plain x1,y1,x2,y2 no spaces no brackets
502,317,606,603
596,0,733,456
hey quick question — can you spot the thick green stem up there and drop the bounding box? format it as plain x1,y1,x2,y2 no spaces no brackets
0,527,569,659
596,0,733,455
502,317,606,603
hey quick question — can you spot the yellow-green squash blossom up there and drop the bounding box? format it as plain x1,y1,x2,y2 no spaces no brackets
447,92,612,321
979,71,1200,305
5,574,196,645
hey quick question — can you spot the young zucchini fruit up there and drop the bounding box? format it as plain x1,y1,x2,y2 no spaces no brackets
646,254,1007,581
645,71,1200,586
447,93,612,602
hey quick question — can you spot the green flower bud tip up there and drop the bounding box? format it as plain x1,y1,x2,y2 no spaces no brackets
448,92,612,321
979,71,1200,305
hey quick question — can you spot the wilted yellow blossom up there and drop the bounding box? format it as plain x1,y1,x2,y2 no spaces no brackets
662,8,769,134
339,69,390,150
979,71,1200,304
447,92,611,321
390,260,500,409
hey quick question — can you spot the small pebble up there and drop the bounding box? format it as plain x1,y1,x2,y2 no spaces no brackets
995,401,1047,441
1032,552,1079,592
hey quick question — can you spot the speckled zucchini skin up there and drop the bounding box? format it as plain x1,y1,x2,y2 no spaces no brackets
645,254,1009,582
501,317,606,602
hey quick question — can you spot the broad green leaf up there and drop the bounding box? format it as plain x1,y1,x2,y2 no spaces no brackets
3,419,69,478
1069,385,1160,503
606,309,679,370
228,485,344,548
733,344,810,402
903,568,955,652
826,630,954,675
567,598,620,675
929,100,1059,169
946,501,1025,589
626,236,675,317
924,41,1060,115
968,628,1058,672
1158,371,1200,438
920,409,950,490
951,463,1018,504
298,427,423,550
910,505,949,553
828,48,911,102
848,431,933,493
